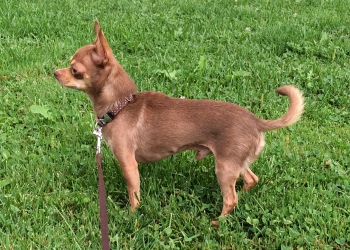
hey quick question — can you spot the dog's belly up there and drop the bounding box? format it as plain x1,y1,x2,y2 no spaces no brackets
135,144,211,163
135,151,174,163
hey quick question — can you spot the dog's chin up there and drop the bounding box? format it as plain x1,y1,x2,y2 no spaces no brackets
59,81,87,91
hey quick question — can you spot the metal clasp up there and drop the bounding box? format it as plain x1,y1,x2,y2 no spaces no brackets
93,126,103,154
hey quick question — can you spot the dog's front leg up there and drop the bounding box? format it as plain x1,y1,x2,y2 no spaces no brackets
119,157,140,210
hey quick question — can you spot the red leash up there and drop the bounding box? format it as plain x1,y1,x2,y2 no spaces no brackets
94,127,110,250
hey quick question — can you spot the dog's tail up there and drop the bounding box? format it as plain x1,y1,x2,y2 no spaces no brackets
259,85,304,132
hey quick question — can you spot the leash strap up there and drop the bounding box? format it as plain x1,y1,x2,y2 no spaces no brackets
96,152,110,250
94,127,110,250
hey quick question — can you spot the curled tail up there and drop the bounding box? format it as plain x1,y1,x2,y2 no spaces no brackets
259,85,304,131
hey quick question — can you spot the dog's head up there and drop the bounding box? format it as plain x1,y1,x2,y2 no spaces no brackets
54,20,113,93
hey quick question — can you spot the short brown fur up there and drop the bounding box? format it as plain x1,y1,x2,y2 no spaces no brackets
54,20,304,223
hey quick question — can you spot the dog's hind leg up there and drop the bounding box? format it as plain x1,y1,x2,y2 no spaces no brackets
242,168,259,191
215,159,241,217
242,134,264,191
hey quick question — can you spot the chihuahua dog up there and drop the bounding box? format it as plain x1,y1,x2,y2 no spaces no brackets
54,20,304,221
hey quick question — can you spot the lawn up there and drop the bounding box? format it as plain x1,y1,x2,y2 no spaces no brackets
0,0,349,249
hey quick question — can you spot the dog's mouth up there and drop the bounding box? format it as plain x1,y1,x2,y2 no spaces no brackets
54,69,89,91
54,69,74,87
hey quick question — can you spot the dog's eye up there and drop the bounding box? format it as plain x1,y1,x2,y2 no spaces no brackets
70,66,83,79
71,67,78,75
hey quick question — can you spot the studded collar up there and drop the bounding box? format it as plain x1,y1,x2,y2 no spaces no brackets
96,94,133,127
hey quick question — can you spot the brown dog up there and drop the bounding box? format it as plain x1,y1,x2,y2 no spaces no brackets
54,20,304,221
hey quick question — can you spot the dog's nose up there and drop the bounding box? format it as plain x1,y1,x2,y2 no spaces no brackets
54,70,60,77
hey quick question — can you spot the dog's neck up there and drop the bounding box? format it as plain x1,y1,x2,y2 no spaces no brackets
96,93,133,127
88,61,137,119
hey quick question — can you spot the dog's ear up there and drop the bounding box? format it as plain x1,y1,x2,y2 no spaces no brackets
92,19,112,66
94,19,102,39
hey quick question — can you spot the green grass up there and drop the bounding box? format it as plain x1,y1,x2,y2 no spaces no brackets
1,0,349,249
